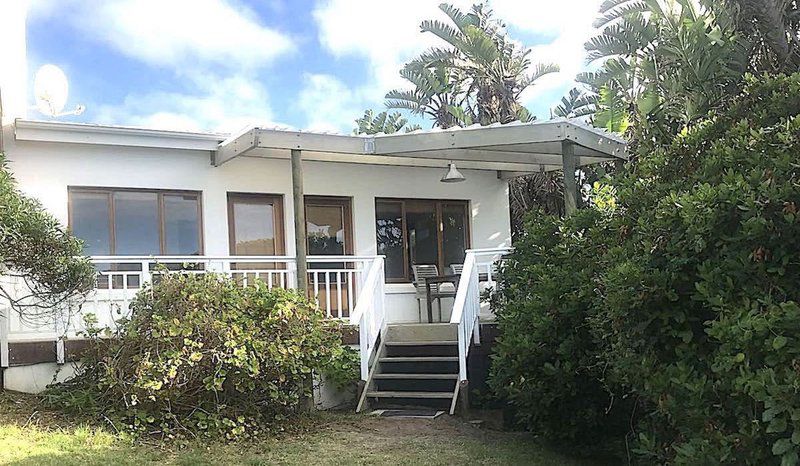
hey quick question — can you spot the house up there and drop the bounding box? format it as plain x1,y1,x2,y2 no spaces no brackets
0,6,627,413
0,117,625,411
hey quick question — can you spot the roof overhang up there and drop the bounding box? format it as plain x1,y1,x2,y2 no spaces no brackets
14,119,225,151
214,119,627,176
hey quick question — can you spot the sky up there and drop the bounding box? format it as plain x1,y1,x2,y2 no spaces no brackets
25,0,603,135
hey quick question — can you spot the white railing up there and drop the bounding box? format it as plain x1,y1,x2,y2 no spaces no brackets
1,255,379,366
349,256,386,381
450,248,512,382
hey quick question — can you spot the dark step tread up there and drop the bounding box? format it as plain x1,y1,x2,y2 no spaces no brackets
379,356,458,362
373,373,458,380
366,391,454,399
385,341,457,346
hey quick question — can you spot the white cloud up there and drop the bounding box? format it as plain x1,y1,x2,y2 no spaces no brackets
29,0,292,132
93,74,279,133
313,0,472,100
492,1,603,111
297,73,366,133
312,0,603,121
32,0,293,70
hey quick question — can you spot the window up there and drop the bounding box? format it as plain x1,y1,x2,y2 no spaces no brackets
306,196,353,258
375,199,470,282
69,188,203,255
227,193,285,256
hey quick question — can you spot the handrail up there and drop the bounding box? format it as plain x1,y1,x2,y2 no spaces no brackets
349,256,386,381
450,247,512,385
450,253,477,326
349,258,381,325
87,255,380,261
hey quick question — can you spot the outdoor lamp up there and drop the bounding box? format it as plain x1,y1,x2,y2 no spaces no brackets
441,162,465,183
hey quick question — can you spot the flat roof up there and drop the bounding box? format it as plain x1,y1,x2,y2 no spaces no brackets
14,118,627,176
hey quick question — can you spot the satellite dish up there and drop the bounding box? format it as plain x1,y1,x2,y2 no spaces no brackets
33,64,85,117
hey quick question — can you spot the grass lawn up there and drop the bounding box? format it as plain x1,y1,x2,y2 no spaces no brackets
0,392,607,465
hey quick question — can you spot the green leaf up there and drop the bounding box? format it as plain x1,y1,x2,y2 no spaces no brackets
774,336,789,350
774,438,793,456
769,417,788,434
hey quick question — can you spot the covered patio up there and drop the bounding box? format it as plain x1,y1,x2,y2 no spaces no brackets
214,118,628,292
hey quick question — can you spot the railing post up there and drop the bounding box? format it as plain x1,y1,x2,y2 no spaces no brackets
359,313,369,381
140,259,152,286
0,298,9,368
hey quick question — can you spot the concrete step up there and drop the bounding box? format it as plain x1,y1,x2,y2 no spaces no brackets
385,341,456,346
373,376,457,393
386,323,457,343
366,391,453,399
384,341,459,357
379,356,458,363
378,356,459,374
373,373,458,379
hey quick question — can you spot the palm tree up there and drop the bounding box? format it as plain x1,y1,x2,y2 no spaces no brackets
353,109,421,135
387,3,558,127
583,0,800,142
725,0,800,71
551,88,598,119
385,62,469,129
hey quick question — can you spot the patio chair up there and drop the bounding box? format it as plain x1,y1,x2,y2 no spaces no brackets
450,263,464,276
412,264,455,322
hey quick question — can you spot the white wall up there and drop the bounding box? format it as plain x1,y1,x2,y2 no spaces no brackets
5,138,511,322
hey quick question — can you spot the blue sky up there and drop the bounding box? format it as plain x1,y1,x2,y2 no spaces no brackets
26,0,602,134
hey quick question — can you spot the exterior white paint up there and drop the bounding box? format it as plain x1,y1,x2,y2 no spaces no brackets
4,132,511,324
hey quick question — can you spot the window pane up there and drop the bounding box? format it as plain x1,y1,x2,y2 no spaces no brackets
376,201,405,279
307,204,345,256
442,203,468,271
405,200,438,278
71,192,110,256
114,191,160,254
232,201,277,255
164,194,201,255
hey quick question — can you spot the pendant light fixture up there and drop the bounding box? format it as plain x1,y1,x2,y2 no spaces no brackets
441,162,465,183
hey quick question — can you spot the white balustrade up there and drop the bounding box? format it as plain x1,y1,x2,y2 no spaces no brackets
1,255,379,363
450,248,512,382
349,256,386,381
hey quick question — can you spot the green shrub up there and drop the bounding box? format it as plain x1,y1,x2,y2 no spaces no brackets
490,73,800,464
45,272,357,439
489,209,632,452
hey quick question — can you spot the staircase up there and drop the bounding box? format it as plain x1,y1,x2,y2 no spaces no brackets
358,323,461,413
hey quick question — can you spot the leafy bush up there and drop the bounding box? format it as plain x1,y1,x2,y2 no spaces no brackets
0,153,94,320
45,272,358,439
490,73,800,464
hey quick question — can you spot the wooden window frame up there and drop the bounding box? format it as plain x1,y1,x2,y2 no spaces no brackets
227,192,286,256
67,186,204,256
305,196,354,256
375,198,471,283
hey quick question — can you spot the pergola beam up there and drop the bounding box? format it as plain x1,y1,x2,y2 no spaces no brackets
214,128,257,166
371,122,566,154
227,148,556,173
380,148,613,167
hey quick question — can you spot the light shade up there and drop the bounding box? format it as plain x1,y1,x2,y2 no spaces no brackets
441,163,465,183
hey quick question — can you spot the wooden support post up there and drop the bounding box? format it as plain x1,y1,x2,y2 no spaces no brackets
561,140,579,215
291,149,308,293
